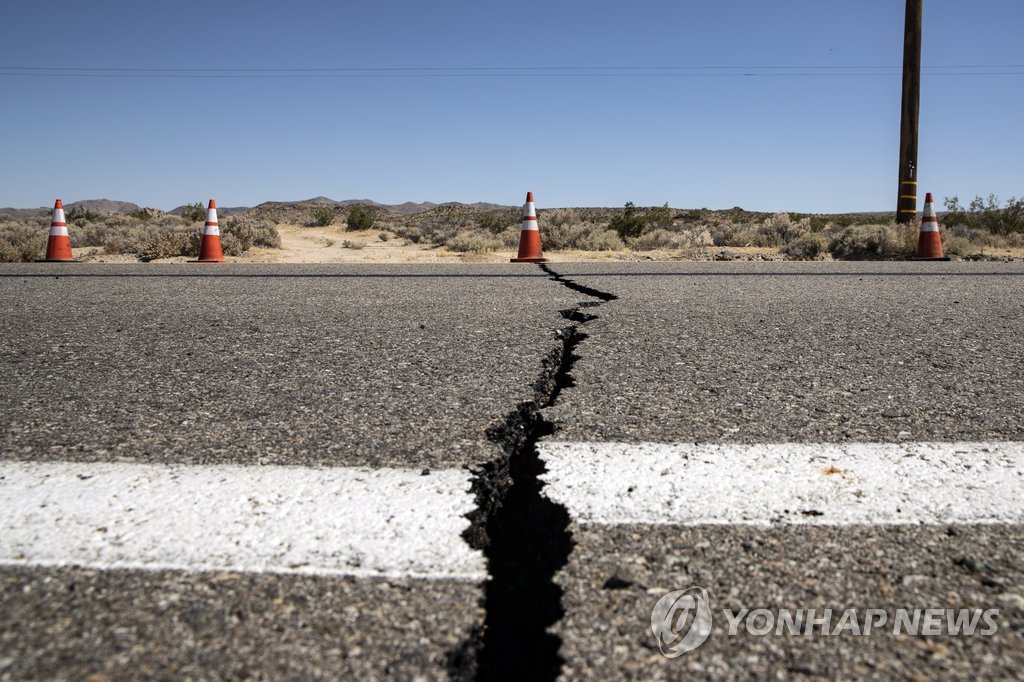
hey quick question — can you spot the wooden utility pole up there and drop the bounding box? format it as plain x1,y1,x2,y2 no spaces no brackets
896,0,923,223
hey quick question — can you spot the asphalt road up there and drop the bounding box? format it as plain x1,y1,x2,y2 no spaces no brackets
544,262,1024,680
0,264,578,468
0,264,577,681
546,262,1024,443
1,261,1022,680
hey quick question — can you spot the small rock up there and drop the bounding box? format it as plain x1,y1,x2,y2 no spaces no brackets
603,567,641,590
902,574,930,587
980,575,1003,588
996,593,1024,609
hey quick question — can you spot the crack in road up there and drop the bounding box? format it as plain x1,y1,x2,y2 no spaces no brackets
448,265,618,682
538,263,619,302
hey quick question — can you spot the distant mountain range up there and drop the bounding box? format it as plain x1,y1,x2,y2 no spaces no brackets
0,198,910,220
0,197,513,218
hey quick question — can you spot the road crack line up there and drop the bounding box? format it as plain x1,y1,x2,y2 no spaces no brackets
448,265,617,681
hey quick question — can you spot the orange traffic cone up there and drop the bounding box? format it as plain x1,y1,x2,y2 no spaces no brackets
189,199,224,263
510,192,548,263
40,199,74,262
914,193,949,260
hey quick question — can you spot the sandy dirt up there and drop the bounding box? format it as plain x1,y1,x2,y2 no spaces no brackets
72,224,780,264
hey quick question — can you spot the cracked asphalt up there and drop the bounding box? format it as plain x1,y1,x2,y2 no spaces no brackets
2,261,1022,680
0,263,577,681
544,262,1024,681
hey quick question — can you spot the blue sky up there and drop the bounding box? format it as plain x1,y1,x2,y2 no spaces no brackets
1,1,1021,212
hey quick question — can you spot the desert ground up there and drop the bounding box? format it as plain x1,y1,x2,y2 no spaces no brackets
4,198,1023,264
68,223,792,264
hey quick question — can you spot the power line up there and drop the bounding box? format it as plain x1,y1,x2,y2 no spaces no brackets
0,71,1021,79
0,64,1022,79
2,64,1024,71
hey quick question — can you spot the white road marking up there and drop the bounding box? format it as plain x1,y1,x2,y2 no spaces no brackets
0,461,485,580
539,441,1024,526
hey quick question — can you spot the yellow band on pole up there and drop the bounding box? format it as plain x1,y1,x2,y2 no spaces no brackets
900,195,917,200
901,180,918,185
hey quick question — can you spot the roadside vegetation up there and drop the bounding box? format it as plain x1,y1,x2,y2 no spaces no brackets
373,198,1024,261
2,194,1021,262
0,208,281,262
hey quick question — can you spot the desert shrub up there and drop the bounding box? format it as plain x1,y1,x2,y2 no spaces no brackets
341,239,366,250
346,205,376,231
445,231,504,253
495,226,522,249
153,214,185,229
222,217,281,249
65,206,101,224
677,208,705,222
631,225,713,250
575,229,625,251
609,208,645,239
139,230,196,261
609,202,672,240
476,209,519,234
826,223,916,260
780,232,828,260
786,213,839,232
944,195,1024,235
130,208,159,222
254,221,282,248
946,225,992,249
73,221,132,248
710,221,758,247
630,229,673,250
72,216,153,253
756,213,811,247
647,203,673,229
101,229,147,254
310,206,335,227
0,221,47,262
827,226,881,260
632,229,686,250
219,233,243,257
542,222,625,251
689,226,715,246
102,231,145,255
891,221,919,255
179,202,206,223
946,225,1024,250
101,215,135,230
543,208,579,228
941,236,973,256
542,223,589,250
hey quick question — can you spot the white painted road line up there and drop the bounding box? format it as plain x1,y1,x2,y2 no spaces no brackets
0,461,485,580
539,442,1024,526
